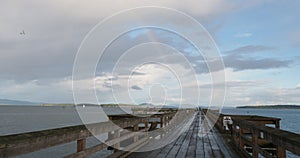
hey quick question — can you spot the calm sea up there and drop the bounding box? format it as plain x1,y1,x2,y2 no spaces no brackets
0,106,299,157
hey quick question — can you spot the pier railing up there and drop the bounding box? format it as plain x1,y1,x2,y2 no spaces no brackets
231,117,300,158
0,112,176,158
204,110,300,158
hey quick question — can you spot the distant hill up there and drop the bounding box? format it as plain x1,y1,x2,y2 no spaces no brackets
139,103,154,106
236,105,300,109
0,99,41,106
41,103,76,106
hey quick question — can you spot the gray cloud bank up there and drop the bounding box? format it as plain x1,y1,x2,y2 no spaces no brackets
0,1,299,105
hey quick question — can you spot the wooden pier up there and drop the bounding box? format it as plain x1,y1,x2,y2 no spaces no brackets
128,112,235,158
0,108,300,158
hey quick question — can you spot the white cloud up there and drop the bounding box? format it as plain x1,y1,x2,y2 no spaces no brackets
93,62,195,105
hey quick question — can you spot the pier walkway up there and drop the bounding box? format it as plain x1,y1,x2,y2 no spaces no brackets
128,112,235,158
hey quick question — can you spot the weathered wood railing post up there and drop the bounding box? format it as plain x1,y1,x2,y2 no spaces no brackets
232,122,238,144
77,138,86,157
113,129,120,152
277,146,286,158
145,121,149,137
274,119,286,158
252,131,259,158
239,128,244,149
275,120,280,129
167,115,170,125
160,116,164,128
134,124,139,142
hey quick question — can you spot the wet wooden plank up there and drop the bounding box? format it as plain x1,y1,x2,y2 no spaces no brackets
196,115,205,158
175,116,196,158
155,140,175,158
213,150,223,158
186,117,198,158
165,134,186,158
128,112,235,158
196,135,205,158
202,115,215,158
175,130,192,158
203,135,214,158
167,138,187,157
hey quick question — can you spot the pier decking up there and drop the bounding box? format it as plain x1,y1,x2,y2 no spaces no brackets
128,112,235,158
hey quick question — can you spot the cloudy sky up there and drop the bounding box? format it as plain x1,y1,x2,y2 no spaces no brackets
1,0,300,106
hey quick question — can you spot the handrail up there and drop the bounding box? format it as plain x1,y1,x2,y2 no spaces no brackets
202,109,299,158
0,117,148,157
232,117,300,157
0,112,177,158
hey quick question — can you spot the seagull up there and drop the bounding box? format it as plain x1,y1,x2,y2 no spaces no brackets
20,30,25,35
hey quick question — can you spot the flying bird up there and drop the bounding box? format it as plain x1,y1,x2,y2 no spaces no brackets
20,30,25,35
